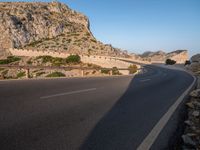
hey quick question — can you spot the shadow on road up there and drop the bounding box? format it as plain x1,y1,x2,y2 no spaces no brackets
79,67,164,150
79,66,194,150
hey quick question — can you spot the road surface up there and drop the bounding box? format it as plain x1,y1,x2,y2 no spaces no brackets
0,65,195,150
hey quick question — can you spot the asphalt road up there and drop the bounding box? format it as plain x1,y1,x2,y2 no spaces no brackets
0,65,194,150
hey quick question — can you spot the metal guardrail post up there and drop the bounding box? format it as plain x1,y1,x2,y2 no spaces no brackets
26,68,30,78
81,70,84,77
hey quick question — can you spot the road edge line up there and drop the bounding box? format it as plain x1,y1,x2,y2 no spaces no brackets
137,68,197,150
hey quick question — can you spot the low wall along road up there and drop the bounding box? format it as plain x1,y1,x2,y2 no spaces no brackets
9,48,144,75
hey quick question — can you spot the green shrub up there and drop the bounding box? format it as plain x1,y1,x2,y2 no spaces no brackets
0,56,21,64
101,69,110,74
36,55,81,65
46,72,66,77
66,55,81,63
51,57,65,66
165,59,176,65
128,64,138,74
27,60,32,65
184,60,191,66
112,67,121,75
17,72,26,78
36,55,53,63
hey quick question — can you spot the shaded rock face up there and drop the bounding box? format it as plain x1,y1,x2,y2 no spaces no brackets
191,54,200,63
0,2,126,57
188,54,200,74
140,50,188,63
0,2,88,47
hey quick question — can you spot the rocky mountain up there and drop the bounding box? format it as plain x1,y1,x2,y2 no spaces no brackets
139,50,188,63
0,1,189,64
0,1,127,58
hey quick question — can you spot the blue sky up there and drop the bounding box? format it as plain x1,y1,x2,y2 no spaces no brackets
2,0,200,56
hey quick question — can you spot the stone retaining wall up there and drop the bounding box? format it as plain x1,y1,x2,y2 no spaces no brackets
9,48,142,75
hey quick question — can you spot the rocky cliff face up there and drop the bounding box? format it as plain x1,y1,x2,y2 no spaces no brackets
0,2,190,63
140,50,188,63
189,54,200,73
0,1,126,58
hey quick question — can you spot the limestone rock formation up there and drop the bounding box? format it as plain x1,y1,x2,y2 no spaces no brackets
0,1,126,58
140,50,188,63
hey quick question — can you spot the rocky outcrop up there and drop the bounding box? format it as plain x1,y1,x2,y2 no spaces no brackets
187,54,200,74
191,54,200,63
181,87,200,149
140,50,188,64
0,1,127,57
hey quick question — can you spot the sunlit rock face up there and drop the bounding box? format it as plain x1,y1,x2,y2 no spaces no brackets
0,1,127,58
140,50,189,64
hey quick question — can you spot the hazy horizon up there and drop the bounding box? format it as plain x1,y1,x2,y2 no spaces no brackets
1,0,200,57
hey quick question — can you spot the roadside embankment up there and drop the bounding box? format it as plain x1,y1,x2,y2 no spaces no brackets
181,78,200,149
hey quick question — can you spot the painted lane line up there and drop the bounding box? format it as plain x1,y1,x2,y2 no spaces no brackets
140,79,151,82
137,75,196,150
40,88,97,99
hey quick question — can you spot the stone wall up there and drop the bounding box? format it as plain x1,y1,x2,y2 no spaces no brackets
9,48,141,75
9,48,70,58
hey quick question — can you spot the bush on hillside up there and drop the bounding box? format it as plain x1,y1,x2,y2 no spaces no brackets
128,64,138,74
66,55,81,63
37,55,54,63
165,59,176,65
101,69,110,74
0,56,21,64
46,72,66,78
36,56,66,66
112,67,121,75
17,71,26,78
184,60,191,66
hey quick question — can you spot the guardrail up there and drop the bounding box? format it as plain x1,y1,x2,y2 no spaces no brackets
0,65,142,79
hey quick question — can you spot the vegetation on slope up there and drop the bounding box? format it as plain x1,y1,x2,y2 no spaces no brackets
128,64,138,74
46,72,66,77
0,56,21,64
165,59,176,65
36,54,81,66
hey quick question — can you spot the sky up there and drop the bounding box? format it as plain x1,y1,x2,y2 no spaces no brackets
2,0,200,56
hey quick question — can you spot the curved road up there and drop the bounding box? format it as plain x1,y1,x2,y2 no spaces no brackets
0,65,195,150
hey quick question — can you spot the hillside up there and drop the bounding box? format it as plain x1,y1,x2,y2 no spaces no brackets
139,50,188,63
0,1,189,64
0,1,127,58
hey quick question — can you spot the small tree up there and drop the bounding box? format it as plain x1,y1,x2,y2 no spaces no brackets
101,69,110,74
112,67,121,75
184,60,191,66
128,64,137,74
165,59,176,65
66,55,81,63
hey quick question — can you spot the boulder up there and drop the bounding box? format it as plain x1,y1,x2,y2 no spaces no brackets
190,89,200,98
182,135,196,146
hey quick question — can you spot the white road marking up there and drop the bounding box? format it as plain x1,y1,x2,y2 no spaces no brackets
137,75,196,150
40,88,97,99
140,79,151,82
